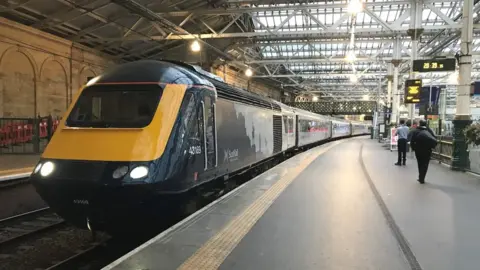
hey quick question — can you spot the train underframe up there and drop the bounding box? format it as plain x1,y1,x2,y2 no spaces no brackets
33,134,362,236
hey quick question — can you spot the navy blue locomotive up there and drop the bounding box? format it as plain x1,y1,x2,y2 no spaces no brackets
30,60,370,232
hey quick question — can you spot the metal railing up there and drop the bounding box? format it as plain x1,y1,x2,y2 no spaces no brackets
432,136,453,165
0,116,61,154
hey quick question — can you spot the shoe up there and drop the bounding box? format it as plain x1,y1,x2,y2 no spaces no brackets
417,179,425,184
395,163,401,166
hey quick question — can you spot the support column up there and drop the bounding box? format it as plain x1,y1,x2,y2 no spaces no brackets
384,63,393,125
409,39,417,123
407,1,423,125
452,0,474,171
392,64,399,124
391,36,402,125
387,64,393,107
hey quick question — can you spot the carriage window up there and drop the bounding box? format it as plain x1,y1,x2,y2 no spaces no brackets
299,120,309,132
66,85,162,128
283,116,288,133
288,117,294,133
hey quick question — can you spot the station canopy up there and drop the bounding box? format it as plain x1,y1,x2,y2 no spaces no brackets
2,0,479,101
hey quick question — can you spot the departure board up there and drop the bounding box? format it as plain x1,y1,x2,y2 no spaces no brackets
404,79,422,104
412,59,456,72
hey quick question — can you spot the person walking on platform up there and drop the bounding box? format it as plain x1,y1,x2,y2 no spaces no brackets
395,119,410,166
409,120,438,184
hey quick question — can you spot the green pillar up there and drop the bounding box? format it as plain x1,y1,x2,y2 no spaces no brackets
451,119,472,171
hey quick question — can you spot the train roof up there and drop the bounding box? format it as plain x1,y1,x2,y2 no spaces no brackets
94,60,280,111
94,60,214,88
293,107,341,121
161,60,281,111
272,100,295,114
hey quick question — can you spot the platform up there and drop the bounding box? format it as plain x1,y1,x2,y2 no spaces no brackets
0,155,39,181
102,138,480,270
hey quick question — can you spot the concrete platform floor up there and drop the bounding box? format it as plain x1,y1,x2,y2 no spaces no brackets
0,155,39,177
362,139,480,270
104,138,480,270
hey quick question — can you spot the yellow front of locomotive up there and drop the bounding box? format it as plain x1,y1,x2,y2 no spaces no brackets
29,60,190,231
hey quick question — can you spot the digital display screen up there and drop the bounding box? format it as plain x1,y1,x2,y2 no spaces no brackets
404,79,422,104
412,59,456,72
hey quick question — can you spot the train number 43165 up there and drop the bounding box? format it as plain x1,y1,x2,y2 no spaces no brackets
189,146,202,155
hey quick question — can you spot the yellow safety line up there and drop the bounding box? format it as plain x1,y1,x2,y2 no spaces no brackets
0,167,34,175
177,139,346,270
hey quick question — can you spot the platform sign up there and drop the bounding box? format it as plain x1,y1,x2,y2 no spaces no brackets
420,86,440,105
379,124,385,134
390,127,398,150
404,79,422,104
412,59,456,72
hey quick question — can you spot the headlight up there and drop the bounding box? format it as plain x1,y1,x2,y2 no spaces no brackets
112,166,129,179
34,163,42,174
130,166,149,179
40,161,55,177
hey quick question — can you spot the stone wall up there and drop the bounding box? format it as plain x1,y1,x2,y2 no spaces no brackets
0,17,115,118
0,17,286,118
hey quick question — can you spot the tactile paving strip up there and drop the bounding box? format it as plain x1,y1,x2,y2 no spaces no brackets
178,140,346,270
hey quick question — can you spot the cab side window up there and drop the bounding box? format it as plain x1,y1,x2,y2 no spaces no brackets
184,93,201,142
203,96,215,168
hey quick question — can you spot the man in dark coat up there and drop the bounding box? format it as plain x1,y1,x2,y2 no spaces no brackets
409,120,437,184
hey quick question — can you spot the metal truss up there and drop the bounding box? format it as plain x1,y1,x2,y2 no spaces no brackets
0,0,479,101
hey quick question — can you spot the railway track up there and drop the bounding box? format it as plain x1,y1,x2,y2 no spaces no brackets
0,207,65,247
0,176,31,189
0,208,110,270
45,238,134,270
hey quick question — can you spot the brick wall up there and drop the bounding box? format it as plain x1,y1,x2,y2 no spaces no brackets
0,17,116,118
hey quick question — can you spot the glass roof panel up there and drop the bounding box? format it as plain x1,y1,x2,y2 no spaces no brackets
249,1,479,97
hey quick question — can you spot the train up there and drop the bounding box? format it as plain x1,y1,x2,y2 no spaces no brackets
30,60,371,233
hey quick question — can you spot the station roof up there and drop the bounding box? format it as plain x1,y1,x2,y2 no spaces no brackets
1,0,479,101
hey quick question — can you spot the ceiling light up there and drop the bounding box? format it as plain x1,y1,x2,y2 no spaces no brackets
362,94,369,101
191,40,201,52
245,68,253,77
350,74,358,83
348,0,363,14
312,96,319,102
345,51,357,63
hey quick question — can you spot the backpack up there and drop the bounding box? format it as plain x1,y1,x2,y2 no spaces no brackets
417,129,437,149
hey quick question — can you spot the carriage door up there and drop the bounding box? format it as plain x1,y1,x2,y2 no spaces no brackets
202,95,217,170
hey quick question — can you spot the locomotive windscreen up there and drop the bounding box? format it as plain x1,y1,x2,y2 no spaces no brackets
66,84,163,128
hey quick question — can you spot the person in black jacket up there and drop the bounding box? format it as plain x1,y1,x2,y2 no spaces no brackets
409,120,437,184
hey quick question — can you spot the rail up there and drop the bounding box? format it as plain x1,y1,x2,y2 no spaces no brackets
0,207,65,246
432,136,453,165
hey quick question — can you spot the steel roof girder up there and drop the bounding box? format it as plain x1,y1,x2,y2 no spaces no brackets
156,0,461,16
148,25,462,40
